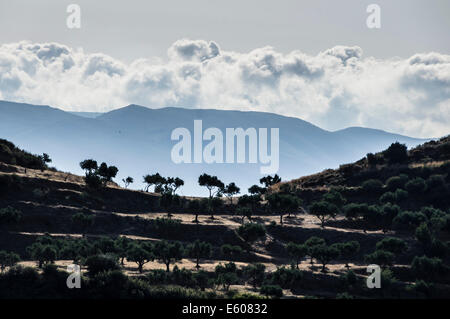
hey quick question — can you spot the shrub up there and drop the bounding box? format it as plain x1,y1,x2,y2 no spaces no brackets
379,192,396,204
335,241,360,268
311,244,340,272
185,240,212,269
364,250,394,267
411,256,448,282
84,254,120,276
384,142,408,164
321,190,346,208
386,175,408,191
375,237,407,255
394,189,408,202
309,201,339,228
405,177,427,194
343,203,369,221
153,240,184,272
286,242,308,269
220,244,243,260
361,179,384,193
237,223,266,248
127,243,154,273
393,211,428,231
366,153,379,166
260,284,283,298
216,272,238,291
271,266,303,289
415,223,432,246
0,206,22,224
243,263,266,289
304,236,326,265
0,251,20,272
339,270,358,287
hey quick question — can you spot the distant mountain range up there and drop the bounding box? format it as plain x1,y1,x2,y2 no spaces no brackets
0,100,430,196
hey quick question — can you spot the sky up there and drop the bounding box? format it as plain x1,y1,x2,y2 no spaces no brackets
0,0,449,138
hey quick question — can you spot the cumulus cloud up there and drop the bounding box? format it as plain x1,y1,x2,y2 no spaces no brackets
0,39,449,138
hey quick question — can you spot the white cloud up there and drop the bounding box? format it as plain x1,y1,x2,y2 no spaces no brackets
0,39,449,138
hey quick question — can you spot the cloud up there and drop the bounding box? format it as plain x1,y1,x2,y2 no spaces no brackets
0,39,449,138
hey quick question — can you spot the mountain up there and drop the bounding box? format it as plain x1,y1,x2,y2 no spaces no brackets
0,100,430,196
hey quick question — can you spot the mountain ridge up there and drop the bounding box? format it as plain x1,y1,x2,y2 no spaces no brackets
0,99,432,196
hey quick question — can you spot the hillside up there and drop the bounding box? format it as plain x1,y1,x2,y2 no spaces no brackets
275,136,450,196
0,100,429,196
1,136,450,299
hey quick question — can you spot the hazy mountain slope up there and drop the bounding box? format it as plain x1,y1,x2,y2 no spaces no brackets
0,100,429,195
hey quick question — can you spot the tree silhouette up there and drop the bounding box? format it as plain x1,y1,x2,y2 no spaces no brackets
143,173,166,192
97,162,119,186
153,240,184,272
286,242,308,269
122,177,134,188
198,173,224,198
127,242,154,273
185,240,212,269
223,182,240,205
259,174,281,188
80,159,98,175
309,200,339,228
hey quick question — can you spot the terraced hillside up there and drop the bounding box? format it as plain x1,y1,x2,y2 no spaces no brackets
0,137,449,299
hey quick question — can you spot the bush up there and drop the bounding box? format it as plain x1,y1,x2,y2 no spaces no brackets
379,192,396,204
27,243,57,268
415,223,432,246
386,175,408,191
216,272,238,291
393,211,428,231
339,270,358,287
220,245,243,260
270,267,303,289
384,142,408,164
0,251,20,272
335,241,360,268
260,284,283,298
405,177,427,194
375,237,407,255
311,244,340,272
411,256,448,282
362,179,384,194
243,263,266,289
0,139,48,170
84,254,120,276
0,206,22,224
237,223,266,247
343,203,369,220
394,189,408,202
309,200,339,228
364,250,394,267
366,153,380,166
